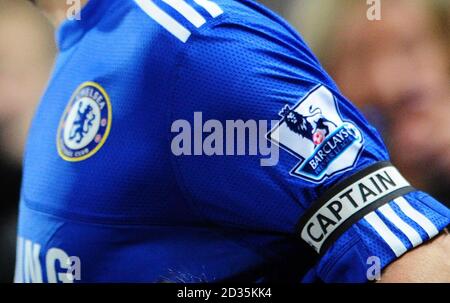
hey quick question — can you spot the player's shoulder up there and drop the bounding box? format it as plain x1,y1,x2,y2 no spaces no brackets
128,0,299,45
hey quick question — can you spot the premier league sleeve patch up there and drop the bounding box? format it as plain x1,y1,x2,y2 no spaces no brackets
57,81,112,162
267,85,364,182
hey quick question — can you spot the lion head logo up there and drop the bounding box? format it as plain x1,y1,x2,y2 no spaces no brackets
279,105,337,147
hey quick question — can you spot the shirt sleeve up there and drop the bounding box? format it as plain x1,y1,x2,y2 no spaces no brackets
167,16,450,282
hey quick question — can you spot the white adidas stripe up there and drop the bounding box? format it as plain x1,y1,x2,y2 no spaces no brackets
378,204,423,247
194,0,224,17
163,0,206,28
134,0,223,42
366,197,439,256
365,212,407,257
395,197,439,239
134,0,191,42
14,237,24,283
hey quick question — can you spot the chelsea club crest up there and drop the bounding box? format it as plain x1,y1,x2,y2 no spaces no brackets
57,82,112,162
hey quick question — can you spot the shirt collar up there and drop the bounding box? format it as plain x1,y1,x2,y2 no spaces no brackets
56,0,111,51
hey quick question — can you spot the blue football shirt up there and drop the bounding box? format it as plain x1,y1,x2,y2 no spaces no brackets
15,0,449,283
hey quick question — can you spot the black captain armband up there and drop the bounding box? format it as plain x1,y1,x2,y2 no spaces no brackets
297,161,415,255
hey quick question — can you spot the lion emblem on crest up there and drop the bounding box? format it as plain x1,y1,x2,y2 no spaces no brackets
69,101,96,144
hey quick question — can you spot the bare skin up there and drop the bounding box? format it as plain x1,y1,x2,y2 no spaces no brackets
34,0,450,283
0,0,55,164
379,231,450,283
34,0,89,28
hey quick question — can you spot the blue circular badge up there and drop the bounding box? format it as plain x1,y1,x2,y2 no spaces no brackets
57,82,112,162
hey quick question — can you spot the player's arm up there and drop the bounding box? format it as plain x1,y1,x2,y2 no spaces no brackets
379,231,450,282
169,14,450,283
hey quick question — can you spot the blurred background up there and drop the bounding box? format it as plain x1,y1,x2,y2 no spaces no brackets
0,0,448,282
